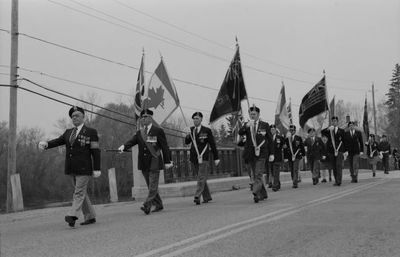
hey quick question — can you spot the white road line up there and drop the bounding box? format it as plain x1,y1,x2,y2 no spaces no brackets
135,179,387,257
159,179,386,257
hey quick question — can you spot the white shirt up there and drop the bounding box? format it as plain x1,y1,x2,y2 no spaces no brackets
144,123,152,134
75,123,84,135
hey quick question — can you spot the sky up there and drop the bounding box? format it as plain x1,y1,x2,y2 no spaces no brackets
0,0,399,137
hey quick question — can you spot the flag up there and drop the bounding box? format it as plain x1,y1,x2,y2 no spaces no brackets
210,45,247,123
287,98,293,125
134,52,145,121
363,96,369,136
275,83,290,134
329,96,335,125
299,76,328,128
142,58,180,124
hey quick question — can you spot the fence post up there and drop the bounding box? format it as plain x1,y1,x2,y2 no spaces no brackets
10,173,24,211
108,168,118,203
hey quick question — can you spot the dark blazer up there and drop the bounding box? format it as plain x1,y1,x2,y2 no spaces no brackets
47,125,101,176
284,135,305,161
344,130,364,155
378,141,391,156
366,141,379,158
239,120,273,162
322,127,346,154
271,134,285,162
123,125,171,171
304,136,323,160
185,125,219,164
320,141,333,163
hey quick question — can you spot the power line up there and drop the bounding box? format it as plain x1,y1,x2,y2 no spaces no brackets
0,83,185,138
41,2,369,86
21,78,135,120
113,0,371,84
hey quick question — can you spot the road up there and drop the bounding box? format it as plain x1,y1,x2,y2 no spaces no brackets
1,170,400,257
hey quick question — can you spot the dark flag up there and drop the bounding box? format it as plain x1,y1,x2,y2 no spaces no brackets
299,76,328,128
210,45,247,123
363,96,369,136
134,52,145,121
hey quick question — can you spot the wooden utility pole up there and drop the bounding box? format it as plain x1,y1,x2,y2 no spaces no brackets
372,83,377,135
7,0,20,212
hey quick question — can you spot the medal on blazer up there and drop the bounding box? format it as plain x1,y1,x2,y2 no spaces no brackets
191,128,208,164
250,121,265,157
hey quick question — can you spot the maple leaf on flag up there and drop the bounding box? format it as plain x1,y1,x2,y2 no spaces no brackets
143,86,165,109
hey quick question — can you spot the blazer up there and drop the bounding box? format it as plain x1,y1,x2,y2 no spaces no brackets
378,141,391,156
283,135,305,161
366,141,379,158
271,134,285,162
239,120,274,162
47,125,101,176
185,125,219,164
123,125,171,171
304,136,323,160
320,141,333,163
344,130,364,155
322,127,346,154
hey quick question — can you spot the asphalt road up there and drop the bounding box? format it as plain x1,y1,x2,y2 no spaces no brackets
1,170,400,257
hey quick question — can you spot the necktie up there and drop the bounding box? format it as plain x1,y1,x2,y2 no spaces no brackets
144,125,148,135
69,127,77,145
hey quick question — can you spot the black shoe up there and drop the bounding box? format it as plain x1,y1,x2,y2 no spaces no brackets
253,194,259,203
65,216,78,227
373,172,376,177
333,183,339,186
194,197,200,205
321,179,327,183
152,206,164,213
268,183,273,188
80,218,96,226
140,206,151,215
202,198,212,203
354,178,358,183
292,184,298,188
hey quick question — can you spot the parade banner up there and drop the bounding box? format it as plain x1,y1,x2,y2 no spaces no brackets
299,76,328,128
134,52,145,121
210,46,247,123
275,84,290,134
143,58,180,124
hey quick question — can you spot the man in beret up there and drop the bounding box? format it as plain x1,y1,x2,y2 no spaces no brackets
118,109,173,214
284,125,305,188
185,112,220,205
322,116,346,186
239,105,274,203
39,106,101,227
344,121,363,183
269,124,285,191
378,135,391,174
304,128,323,185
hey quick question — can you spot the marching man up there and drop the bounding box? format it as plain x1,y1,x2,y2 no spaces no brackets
39,106,101,227
185,112,220,205
239,105,274,203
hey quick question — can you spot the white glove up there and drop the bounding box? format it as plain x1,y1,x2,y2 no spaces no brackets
329,125,334,131
322,156,326,160
269,155,274,162
214,159,220,166
118,145,125,153
360,152,363,155
93,170,101,178
38,141,48,150
165,162,173,169
247,120,255,128
184,127,191,134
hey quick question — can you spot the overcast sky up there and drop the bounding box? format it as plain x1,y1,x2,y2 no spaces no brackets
0,0,399,136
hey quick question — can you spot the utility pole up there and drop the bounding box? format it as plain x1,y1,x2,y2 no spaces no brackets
7,0,19,212
372,83,377,135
